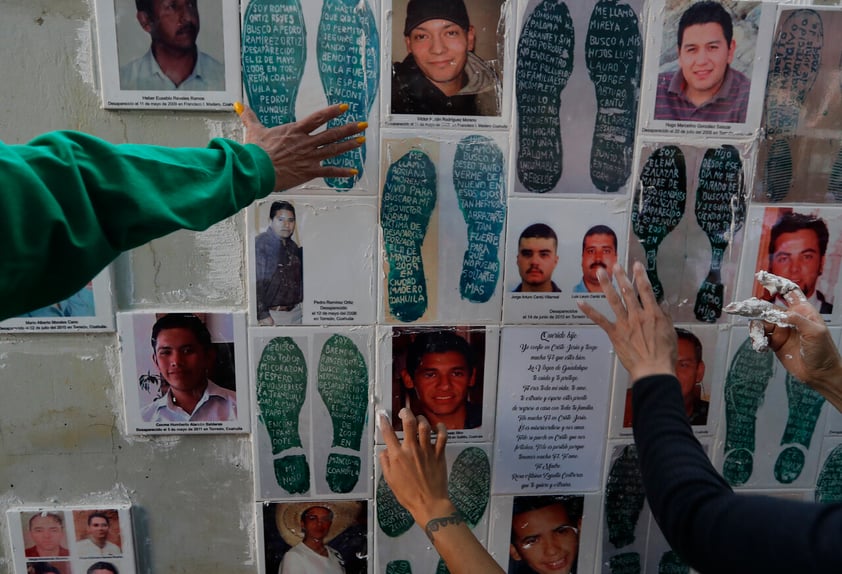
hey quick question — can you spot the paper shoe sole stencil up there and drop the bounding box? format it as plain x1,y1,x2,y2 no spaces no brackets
585,0,642,193
605,445,645,573
515,0,574,193
256,336,310,494
317,0,379,190
722,336,774,486
764,9,823,202
774,373,825,484
816,444,842,503
631,145,687,302
454,135,506,303
694,145,745,323
381,150,437,322
317,334,369,493
242,0,307,127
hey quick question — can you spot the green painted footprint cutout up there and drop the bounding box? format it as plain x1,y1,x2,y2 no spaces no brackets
605,445,645,549
609,552,641,574
515,0,574,193
658,550,689,574
376,472,414,537
256,336,310,494
434,447,490,574
317,0,379,190
631,146,687,301
449,447,490,527
722,336,774,486
764,9,823,202
774,373,825,484
816,444,842,503
242,0,306,128
317,334,369,493
765,9,823,138
694,145,745,322
765,138,794,203
386,560,412,574
381,150,437,322
453,135,506,303
585,0,642,193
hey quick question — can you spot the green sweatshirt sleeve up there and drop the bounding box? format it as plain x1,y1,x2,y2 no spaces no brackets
0,130,276,320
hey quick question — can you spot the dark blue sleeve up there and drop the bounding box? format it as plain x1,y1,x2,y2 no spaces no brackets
632,374,842,574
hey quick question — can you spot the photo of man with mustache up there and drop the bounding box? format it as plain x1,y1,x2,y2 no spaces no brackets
120,0,225,91
572,225,617,294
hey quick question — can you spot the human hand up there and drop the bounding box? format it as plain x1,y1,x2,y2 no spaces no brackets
577,262,677,382
258,317,274,326
761,286,842,400
238,103,366,191
378,408,455,527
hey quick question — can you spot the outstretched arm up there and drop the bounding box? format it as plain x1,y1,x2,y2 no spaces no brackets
379,409,504,574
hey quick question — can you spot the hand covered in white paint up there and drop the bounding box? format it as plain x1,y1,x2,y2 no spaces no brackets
577,262,677,383
760,284,842,409
238,103,365,191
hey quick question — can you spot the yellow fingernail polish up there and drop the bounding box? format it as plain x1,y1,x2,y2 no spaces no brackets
356,136,366,144
233,102,244,115
349,169,359,176
339,103,350,112
357,121,368,130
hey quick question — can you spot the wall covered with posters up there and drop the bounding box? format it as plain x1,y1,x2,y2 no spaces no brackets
3,0,842,572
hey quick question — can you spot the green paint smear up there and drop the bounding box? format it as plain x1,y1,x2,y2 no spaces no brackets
631,145,687,301
317,334,369,493
585,0,642,192
241,0,306,127
694,145,745,322
722,337,774,486
453,135,506,303
774,373,825,483
605,445,645,549
515,0,574,192
317,0,379,190
381,150,437,322
376,472,414,537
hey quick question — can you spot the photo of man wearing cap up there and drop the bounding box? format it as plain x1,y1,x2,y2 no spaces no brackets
391,0,502,116
264,501,367,574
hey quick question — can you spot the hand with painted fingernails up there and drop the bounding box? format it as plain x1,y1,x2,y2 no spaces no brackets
577,261,677,384
235,102,366,192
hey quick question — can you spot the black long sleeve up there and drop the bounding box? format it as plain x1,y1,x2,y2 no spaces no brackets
632,374,842,573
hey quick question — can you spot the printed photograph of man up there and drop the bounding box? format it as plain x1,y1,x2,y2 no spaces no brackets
758,211,834,313
20,284,94,318
623,328,709,427
391,0,501,116
572,225,618,293
76,511,122,557
23,512,69,558
263,501,367,574
508,496,583,574
26,563,67,574
393,328,484,431
120,0,225,91
255,201,303,326
514,223,560,293
141,313,237,422
654,1,752,123
87,562,119,574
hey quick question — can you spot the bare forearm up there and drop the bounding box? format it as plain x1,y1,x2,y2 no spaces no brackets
417,502,504,574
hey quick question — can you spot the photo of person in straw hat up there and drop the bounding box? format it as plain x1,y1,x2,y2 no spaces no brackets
263,501,367,574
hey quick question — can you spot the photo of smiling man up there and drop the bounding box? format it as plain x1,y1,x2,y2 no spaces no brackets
390,0,503,117
392,327,486,431
654,1,753,123
508,496,584,574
